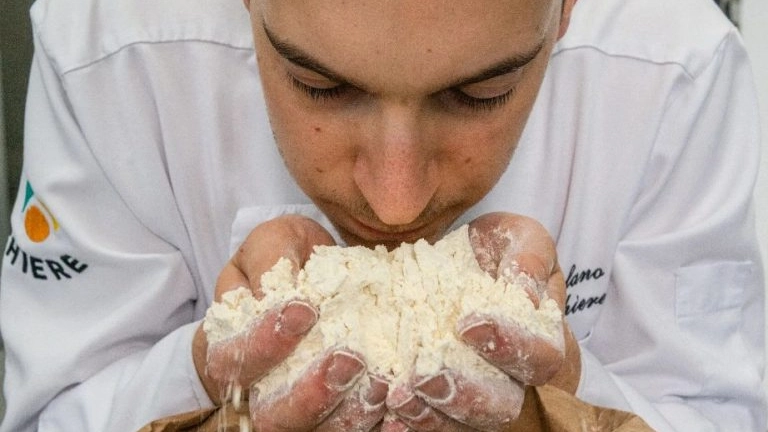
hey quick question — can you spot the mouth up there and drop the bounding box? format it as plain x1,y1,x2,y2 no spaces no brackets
349,218,432,245
316,199,460,249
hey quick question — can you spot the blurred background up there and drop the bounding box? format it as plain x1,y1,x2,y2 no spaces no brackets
1,0,35,419
0,0,766,424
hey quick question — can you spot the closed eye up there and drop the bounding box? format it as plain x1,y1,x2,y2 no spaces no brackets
264,20,541,112
446,87,516,111
288,75,350,101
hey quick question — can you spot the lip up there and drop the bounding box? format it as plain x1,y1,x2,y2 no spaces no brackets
346,216,434,245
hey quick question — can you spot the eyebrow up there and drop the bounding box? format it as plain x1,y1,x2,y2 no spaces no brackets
262,22,545,92
263,23,367,88
447,42,544,88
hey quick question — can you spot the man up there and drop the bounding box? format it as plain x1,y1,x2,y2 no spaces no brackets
1,0,764,430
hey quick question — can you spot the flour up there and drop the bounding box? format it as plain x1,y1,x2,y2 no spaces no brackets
204,287,263,344
203,224,562,399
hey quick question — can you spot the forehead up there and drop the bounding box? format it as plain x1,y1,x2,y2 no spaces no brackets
257,0,559,93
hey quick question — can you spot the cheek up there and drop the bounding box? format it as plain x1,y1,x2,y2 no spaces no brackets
442,117,522,196
450,76,544,194
261,83,353,192
256,49,351,180
274,115,342,178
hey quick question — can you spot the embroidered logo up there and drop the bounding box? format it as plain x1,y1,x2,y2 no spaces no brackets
22,181,59,243
4,181,89,280
564,264,607,316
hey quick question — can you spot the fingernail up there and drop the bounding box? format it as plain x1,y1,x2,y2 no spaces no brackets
415,371,455,404
390,394,429,420
326,351,366,391
460,321,498,354
279,301,318,336
364,375,389,408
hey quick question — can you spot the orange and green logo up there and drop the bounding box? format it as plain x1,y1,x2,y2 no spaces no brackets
6,181,88,280
22,182,60,243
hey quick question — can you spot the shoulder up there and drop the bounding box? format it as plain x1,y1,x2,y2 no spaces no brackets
30,0,253,74
556,0,738,78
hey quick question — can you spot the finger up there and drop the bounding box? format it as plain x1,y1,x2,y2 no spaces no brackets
413,369,524,431
548,322,582,394
215,260,253,301
387,384,474,432
250,349,367,432
458,316,564,386
468,213,555,276
468,212,561,307
231,215,336,295
206,300,318,393
498,253,567,311
315,374,389,432
497,253,550,308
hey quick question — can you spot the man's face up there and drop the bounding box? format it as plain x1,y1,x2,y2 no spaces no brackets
246,0,572,249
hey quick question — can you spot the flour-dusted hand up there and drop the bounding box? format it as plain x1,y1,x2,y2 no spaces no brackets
249,350,388,432
387,370,524,431
465,212,580,392
192,215,387,431
387,212,581,431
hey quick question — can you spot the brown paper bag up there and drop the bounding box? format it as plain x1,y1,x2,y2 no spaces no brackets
531,385,654,432
137,407,241,432
138,385,654,432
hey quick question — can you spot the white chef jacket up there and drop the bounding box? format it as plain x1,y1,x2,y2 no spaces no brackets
1,0,764,430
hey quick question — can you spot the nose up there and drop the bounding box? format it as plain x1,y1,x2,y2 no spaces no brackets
353,105,438,226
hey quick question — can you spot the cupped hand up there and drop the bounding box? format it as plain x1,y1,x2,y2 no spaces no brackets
192,215,388,431
386,212,581,431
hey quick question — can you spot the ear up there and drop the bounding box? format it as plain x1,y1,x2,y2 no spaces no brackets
557,0,578,40
242,0,250,11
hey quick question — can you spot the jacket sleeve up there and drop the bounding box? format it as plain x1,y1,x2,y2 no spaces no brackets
0,23,214,432
574,30,765,431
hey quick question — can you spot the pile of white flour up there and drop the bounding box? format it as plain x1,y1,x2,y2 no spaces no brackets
203,225,562,398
